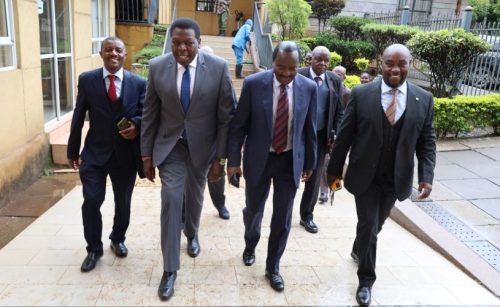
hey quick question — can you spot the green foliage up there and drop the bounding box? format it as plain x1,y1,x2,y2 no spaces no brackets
434,94,500,137
329,16,375,40
467,0,500,22
133,46,162,64
329,51,342,69
354,58,369,71
361,23,421,72
344,74,361,88
407,28,490,98
154,24,169,34
300,37,317,49
267,0,312,40
311,0,345,32
314,32,376,71
293,40,312,64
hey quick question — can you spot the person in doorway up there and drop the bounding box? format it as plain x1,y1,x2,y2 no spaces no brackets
215,0,231,36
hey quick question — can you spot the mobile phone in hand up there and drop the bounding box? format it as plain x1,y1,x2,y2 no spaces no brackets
117,117,130,131
229,173,240,188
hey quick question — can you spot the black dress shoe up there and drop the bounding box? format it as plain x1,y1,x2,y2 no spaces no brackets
318,192,328,203
350,250,359,264
242,249,255,266
158,271,177,301
187,235,200,257
217,206,230,220
80,252,102,272
265,270,285,291
356,286,371,307
110,241,128,258
300,218,318,233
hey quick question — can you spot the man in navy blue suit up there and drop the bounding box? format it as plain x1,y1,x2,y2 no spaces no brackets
227,41,317,291
67,37,146,272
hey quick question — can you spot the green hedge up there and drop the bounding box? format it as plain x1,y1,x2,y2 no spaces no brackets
434,94,500,137
329,16,375,41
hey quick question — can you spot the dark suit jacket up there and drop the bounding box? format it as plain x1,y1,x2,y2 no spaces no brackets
227,70,318,188
67,68,147,177
297,68,344,141
327,79,436,201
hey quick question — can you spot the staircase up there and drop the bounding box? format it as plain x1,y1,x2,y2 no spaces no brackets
200,35,257,97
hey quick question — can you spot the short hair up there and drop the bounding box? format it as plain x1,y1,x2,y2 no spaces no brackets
100,36,125,51
169,18,201,40
312,46,330,57
272,41,300,61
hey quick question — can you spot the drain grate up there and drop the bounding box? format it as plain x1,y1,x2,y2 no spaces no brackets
415,201,500,273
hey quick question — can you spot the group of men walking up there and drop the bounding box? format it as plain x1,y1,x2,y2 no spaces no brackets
67,17,435,306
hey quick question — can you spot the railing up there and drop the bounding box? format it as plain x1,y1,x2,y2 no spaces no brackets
162,0,178,54
252,2,273,70
116,0,158,24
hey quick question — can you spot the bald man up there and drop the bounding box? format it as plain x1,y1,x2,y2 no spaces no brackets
297,46,344,234
327,44,436,306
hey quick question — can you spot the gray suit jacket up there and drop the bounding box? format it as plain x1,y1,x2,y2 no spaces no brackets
327,79,436,201
141,51,235,168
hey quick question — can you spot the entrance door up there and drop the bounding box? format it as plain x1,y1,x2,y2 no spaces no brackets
38,0,74,124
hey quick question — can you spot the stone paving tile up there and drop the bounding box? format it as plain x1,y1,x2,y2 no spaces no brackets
444,284,500,305
477,147,500,161
434,163,480,180
0,249,39,266
439,150,495,165
0,284,102,306
473,225,500,247
436,140,470,152
0,266,67,284
459,137,500,149
284,284,356,306
440,178,500,199
95,284,195,306
491,177,500,187
462,161,500,178
436,151,455,165
371,284,461,305
427,181,463,201
472,198,500,220
437,200,499,226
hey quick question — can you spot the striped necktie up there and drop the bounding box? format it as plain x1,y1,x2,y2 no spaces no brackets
385,88,398,125
272,84,289,154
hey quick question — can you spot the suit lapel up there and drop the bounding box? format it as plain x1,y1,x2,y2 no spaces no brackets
262,71,274,138
368,79,383,142
91,68,113,113
165,54,183,114
189,52,205,115
399,82,418,139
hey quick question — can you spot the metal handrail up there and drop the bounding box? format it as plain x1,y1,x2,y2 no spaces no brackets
253,2,273,69
162,0,178,54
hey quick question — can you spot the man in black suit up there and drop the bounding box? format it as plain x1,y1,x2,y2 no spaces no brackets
67,37,146,272
327,44,436,306
298,46,343,234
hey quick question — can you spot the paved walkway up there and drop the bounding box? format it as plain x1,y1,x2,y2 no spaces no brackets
0,171,499,305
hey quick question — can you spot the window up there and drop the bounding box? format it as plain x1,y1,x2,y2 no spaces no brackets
196,0,215,12
0,0,15,70
91,0,109,54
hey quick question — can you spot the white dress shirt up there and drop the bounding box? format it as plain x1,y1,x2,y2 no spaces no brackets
103,67,124,99
309,67,325,86
271,74,294,152
176,54,198,98
381,80,407,122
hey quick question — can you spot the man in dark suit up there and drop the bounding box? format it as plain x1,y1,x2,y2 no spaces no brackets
141,18,234,301
298,46,343,234
327,44,436,306
67,37,146,272
227,41,317,292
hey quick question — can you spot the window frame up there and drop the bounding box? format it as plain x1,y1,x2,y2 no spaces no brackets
0,0,16,71
91,0,109,55
196,0,215,12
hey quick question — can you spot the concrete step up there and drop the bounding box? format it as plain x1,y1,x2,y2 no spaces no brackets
49,121,88,166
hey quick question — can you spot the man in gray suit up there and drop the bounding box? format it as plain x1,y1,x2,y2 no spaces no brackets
141,18,234,301
327,44,436,306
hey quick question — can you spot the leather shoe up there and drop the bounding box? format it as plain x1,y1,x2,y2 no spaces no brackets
300,218,318,233
242,249,255,266
217,206,230,220
80,252,102,272
265,270,285,291
351,250,359,264
110,241,128,258
318,192,328,203
355,286,371,307
158,271,177,301
187,235,200,257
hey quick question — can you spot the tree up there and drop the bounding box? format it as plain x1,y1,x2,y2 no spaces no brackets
311,0,345,32
267,0,313,40
408,29,490,98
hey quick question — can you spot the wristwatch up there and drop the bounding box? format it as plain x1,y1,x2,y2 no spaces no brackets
218,158,227,166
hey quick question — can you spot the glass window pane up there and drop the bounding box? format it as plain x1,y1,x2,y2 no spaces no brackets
55,0,71,53
41,58,56,122
91,0,99,37
0,0,8,37
0,45,13,67
39,0,53,54
58,57,73,116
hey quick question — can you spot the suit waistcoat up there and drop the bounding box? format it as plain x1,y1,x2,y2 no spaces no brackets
375,108,406,182
316,80,329,131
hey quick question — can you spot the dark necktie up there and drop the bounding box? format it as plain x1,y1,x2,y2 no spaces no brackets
272,84,289,154
385,88,398,125
108,74,117,103
180,65,191,113
314,76,322,87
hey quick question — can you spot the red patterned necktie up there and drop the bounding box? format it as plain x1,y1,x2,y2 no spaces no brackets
272,84,289,154
108,74,117,103
385,88,398,125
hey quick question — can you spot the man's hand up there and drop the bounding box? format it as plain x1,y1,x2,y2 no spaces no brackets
418,182,432,199
327,175,342,187
143,159,155,182
208,160,223,182
301,169,312,182
68,159,80,170
227,166,242,180
119,121,138,140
